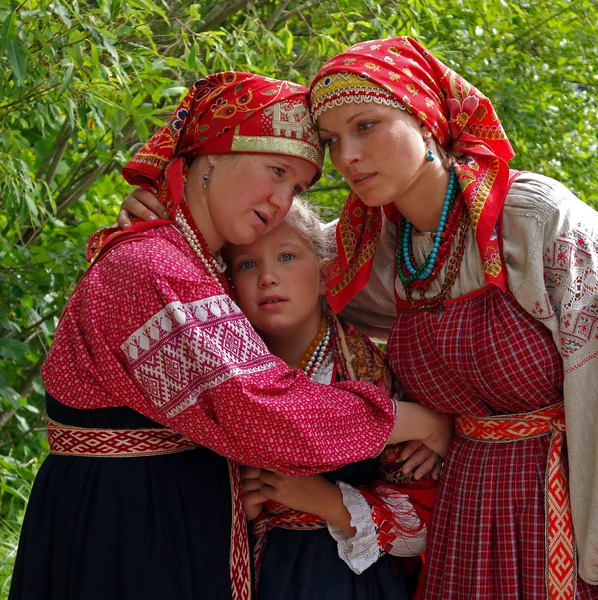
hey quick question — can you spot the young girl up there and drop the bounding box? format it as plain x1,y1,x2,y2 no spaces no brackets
229,198,437,600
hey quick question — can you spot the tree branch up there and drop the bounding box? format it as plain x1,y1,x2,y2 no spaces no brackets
197,0,254,32
24,160,118,247
3,310,59,340
513,0,583,46
266,0,292,29
36,119,70,185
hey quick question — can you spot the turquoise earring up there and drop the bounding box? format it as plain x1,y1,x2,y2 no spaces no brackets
425,136,435,162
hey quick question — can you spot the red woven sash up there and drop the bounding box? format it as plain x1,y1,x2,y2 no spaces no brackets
252,500,326,588
456,403,576,600
46,418,251,600
46,417,198,457
228,461,252,600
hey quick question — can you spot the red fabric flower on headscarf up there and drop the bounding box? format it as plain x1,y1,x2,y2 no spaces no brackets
88,72,323,262
310,37,515,313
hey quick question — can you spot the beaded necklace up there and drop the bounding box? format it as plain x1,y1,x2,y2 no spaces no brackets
395,167,471,308
298,318,331,378
175,203,229,295
396,168,460,289
404,209,470,310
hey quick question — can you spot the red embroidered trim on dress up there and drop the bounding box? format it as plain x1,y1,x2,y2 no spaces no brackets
228,460,252,600
252,501,326,589
46,417,198,457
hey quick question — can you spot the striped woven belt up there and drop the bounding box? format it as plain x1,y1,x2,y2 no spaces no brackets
252,500,325,587
46,418,252,600
456,402,576,600
46,417,198,457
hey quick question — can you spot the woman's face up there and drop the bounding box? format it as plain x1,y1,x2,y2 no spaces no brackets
189,153,318,248
317,102,427,208
228,221,325,340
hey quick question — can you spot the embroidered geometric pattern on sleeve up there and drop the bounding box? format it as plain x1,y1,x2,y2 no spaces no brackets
121,295,277,418
543,226,598,358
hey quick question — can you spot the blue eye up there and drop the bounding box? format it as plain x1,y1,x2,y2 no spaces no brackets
272,167,285,176
321,137,337,147
280,253,294,262
358,121,376,131
238,259,256,270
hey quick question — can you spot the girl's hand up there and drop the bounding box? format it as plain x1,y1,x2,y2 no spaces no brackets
240,466,265,521
398,440,444,480
117,187,169,228
259,471,355,534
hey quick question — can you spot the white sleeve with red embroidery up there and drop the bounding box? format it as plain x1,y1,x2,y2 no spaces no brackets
503,172,598,585
326,482,425,574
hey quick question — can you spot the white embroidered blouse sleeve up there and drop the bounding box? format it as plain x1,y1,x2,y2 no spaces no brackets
502,172,598,584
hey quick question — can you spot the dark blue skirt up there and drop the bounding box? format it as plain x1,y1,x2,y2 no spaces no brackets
10,394,234,600
257,461,415,600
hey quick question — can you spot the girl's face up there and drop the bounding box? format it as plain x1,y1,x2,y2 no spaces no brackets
317,102,428,209
228,221,326,341
188,153,318,249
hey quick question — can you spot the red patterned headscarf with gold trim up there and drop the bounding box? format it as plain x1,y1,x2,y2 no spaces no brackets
88,72,323,261
310,37,515,313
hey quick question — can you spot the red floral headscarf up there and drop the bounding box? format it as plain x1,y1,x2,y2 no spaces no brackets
88,72,323,261
310,37,515,313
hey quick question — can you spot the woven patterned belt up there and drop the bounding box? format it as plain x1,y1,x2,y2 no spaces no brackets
46,417,252,600
252,501,325,587
46,417,198,457
456,402,575,600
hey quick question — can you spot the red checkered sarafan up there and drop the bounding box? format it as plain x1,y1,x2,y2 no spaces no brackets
388,286,598,599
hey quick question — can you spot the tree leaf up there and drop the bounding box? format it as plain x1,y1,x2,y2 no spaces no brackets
6,38,27,86
0,339,30,360
52,1,72,27
57,62,75,97
1,9,17,53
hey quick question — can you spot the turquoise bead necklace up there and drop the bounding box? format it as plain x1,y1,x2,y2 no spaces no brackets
397,168,459,284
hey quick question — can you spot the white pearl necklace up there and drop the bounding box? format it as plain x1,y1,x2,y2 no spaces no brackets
303,327,331,376
175,209,227,294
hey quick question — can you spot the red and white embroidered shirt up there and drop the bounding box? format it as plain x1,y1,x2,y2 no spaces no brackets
42,225,397,475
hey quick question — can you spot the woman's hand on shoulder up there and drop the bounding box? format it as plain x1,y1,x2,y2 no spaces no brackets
117,187,170,228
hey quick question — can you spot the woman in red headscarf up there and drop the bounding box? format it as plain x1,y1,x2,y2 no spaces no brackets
308,37,598,600
9,72,452,600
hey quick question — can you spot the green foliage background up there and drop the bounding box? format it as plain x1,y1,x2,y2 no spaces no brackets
0,0,596,593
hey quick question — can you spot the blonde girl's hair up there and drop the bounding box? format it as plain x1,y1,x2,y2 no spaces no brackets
283,196,336,263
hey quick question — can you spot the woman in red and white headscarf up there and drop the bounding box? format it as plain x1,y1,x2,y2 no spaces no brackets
310,38,598,599
9,72,451,600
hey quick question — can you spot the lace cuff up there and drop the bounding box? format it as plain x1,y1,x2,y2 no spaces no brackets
327,482,426,574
